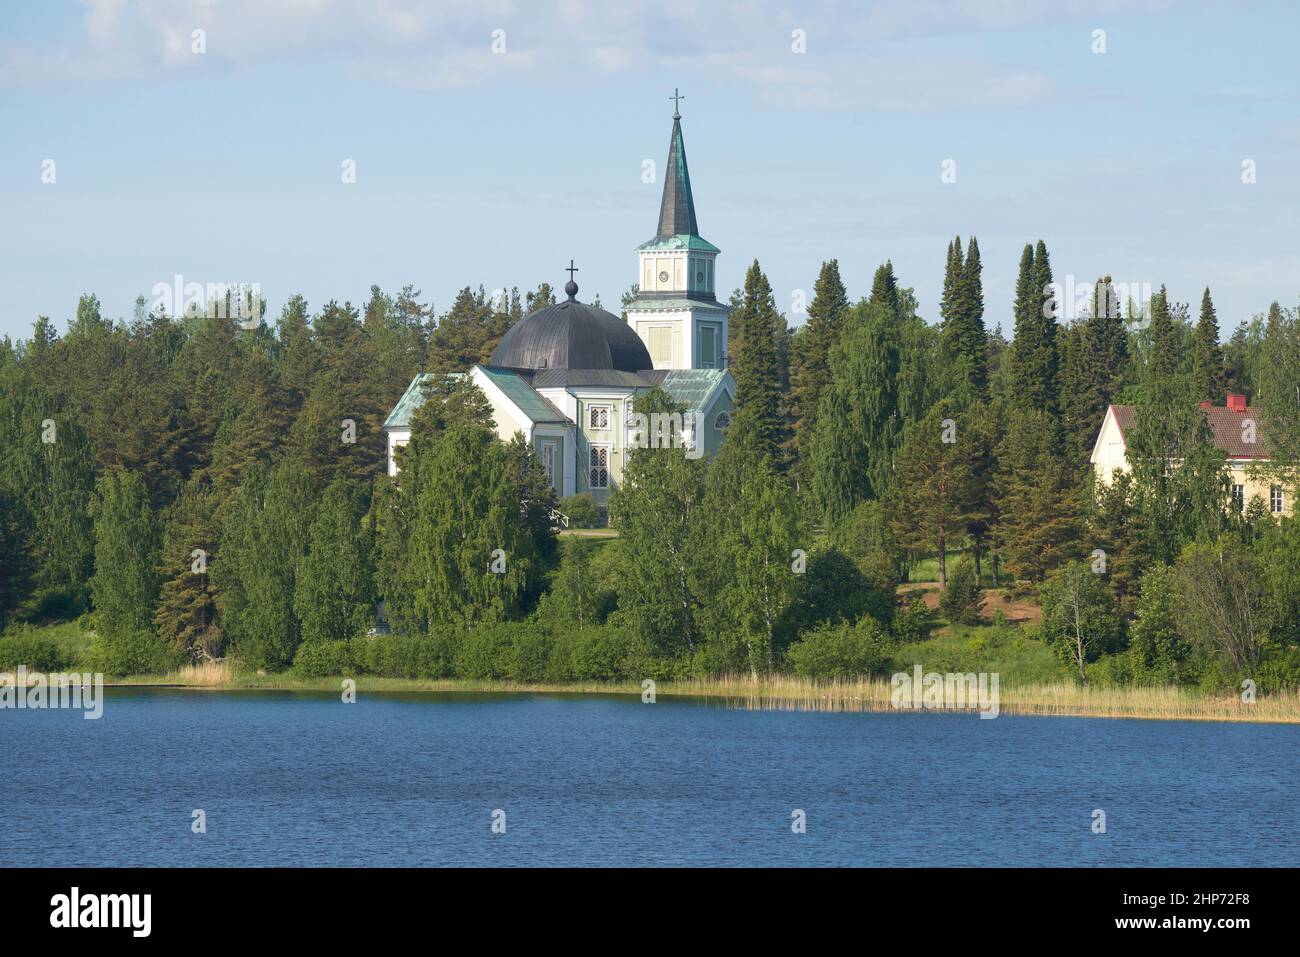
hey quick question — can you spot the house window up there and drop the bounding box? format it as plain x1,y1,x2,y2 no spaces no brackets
1232,484,1244,512
715,411,731,433
589,446,609,489
588,405,610,430
1271,485,1285,513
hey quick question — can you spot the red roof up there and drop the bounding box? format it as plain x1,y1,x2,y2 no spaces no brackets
1109,404,1271,459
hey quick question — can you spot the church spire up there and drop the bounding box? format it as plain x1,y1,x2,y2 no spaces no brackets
656,94,699,240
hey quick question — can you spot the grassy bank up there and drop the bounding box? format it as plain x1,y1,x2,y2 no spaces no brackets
9,620,1299,724
88,659,1300,724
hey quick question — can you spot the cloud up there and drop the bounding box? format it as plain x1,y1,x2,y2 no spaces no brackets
0,0,1179,111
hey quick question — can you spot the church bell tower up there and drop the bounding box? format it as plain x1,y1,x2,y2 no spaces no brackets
625,91,729,370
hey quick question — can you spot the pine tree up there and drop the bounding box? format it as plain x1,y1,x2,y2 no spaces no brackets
886,402,983,588
1192,287,1225,403
154,478,222,661
729,260,787,467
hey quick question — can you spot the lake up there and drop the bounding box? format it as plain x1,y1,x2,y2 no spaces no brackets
1,688,1296,866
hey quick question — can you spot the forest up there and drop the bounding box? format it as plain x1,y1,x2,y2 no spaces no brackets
1,240,1298,694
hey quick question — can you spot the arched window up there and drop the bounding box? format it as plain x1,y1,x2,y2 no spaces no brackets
715,411,731,433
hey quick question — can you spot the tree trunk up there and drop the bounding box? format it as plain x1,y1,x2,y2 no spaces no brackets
938,528,947,589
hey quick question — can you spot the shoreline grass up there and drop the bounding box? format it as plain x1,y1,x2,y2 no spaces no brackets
92,668,1300,724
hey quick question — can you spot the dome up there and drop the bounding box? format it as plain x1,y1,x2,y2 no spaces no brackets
490,289,652,372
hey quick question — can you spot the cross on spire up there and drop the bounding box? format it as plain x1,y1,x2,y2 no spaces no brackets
566,259,579,281
670,87,685,118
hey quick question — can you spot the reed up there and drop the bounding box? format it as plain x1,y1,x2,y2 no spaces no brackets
100,669,1300,724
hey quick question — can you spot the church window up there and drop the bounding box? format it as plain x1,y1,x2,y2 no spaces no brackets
1271,485,1285,513
1232,484,1244,512
589,446,609,489
588,405,610,430
715,411,731,433
541,441,556,485
649,326,673,364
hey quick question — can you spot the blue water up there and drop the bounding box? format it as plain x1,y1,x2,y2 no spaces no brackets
1,688,1296,866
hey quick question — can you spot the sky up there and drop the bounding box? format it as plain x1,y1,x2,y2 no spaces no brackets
1,0,1298,344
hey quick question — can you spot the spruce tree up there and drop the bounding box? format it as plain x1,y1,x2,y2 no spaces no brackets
993,407,1079,580
790,260,848,479
1192,287,1225,403
729,260,786,467
1008,241,1060,416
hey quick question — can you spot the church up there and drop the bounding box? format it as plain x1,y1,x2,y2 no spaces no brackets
383,100,736,506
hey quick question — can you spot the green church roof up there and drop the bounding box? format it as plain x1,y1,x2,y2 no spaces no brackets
651,368,732,412
383,373,445,429
477,366,569,423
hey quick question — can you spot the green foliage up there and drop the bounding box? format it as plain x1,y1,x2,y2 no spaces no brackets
790,259,849,481
728,260,788,467
692,411,806,676
294,480,374,645
293,639,355,678
1008,241,1059,415
994,405,1078,581
153,478,221,660
887,399,985,588
810,298,899,523
0,629,71,671
536,537,605,629
214,460,316,670
1039,562,1121,681
559,493,600,528
89,468,162,642
785,617,890,679
892,595,933,643
781,544,894,642
1127,564,1199,685
938,557,984,625
608,388,708,655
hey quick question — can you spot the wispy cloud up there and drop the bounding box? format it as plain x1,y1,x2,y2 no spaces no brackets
0,0,1176,111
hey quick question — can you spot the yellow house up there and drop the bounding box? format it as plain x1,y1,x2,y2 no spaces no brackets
1090,394,1291,516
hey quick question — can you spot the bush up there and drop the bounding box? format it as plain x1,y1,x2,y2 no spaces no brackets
560,493,601,529
785,617,890,680
547,625,651,682
0,630,70,672
892,595,932,643
781,545,894,641
939,557,984,625
353,632,452,679
86,628,176,676
293,640,355,677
